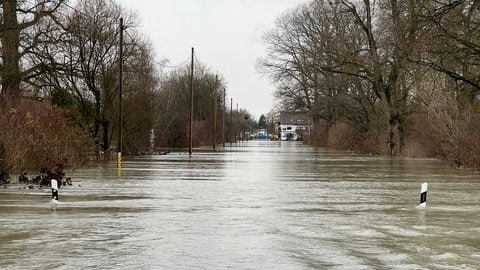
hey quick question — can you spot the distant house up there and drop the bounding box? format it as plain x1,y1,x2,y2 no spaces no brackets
278,112,309,141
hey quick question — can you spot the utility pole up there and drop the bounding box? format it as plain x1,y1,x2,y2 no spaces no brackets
117,17,124,177
237,103,240,142
230,98,233,146
222,88,226,147
212,75,218,150
189,47,194,155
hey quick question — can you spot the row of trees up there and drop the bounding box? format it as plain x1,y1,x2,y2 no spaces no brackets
0,0,258,177
259,0,480,168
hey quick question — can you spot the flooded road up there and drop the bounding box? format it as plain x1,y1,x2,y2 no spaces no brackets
1,141,480,269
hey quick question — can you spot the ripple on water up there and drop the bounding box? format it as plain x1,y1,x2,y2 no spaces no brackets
1,142,480,269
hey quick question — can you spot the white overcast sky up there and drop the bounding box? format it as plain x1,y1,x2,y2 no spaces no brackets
116,0,310,119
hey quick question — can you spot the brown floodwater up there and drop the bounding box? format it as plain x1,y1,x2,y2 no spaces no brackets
1,141,479,269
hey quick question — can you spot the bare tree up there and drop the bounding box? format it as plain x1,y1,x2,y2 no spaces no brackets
122,40,162,154
157,63,226,148
259,1,379,141
329,0,426,155
38,0,154,153
0,0,67,96
260,0,433,155
417,0,480,102
258,2,349,128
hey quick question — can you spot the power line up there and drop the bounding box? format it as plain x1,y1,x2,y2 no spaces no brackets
153,56,191,69
123,28,191,69
65,2,192,71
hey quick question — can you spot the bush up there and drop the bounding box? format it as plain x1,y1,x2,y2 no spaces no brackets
306,125,328,147
325,121,385,155
0,98,96,178
402,111,443,158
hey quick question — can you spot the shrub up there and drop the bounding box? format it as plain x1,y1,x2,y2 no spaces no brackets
325,121,385,155
0,98,96,178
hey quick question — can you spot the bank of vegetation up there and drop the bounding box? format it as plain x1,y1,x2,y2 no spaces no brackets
259,0,480,170
0,0,258,184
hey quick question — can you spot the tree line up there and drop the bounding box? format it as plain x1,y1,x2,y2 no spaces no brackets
259,0,480,169
0,0,258,179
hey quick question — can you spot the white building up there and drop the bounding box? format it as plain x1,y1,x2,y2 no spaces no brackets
278,112,309,141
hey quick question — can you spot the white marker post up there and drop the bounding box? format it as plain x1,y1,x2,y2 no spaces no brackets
419,183,428,207
51,179,59,201
50,179,59,210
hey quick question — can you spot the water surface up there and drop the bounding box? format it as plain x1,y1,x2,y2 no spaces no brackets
1,141,479,269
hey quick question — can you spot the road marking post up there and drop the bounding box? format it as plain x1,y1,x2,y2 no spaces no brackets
420,182,428,207
51,179,59,210
51,179,59,201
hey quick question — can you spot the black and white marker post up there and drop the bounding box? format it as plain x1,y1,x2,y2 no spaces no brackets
419,182,428,207
50,179,59,210
51,179,59,201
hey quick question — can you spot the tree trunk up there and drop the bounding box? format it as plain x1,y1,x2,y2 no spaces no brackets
102,120,110,152
0,1,22,96
377,83,404,156
388,115,403,156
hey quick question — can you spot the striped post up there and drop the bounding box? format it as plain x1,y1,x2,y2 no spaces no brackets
51,179,59,201
419,183,428,207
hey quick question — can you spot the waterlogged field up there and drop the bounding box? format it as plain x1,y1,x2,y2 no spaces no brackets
1,141,480,269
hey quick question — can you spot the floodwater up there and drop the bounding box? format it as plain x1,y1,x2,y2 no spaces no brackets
1,141,480,269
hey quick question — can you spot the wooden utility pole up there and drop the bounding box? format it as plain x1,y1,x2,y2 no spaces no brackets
117,17,124,177
230,98,233,146
212,75,218,150
237,103,240,142
222,88,226,147
189,47,194,155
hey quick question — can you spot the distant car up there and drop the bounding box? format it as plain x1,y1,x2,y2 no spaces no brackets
255,134,272,140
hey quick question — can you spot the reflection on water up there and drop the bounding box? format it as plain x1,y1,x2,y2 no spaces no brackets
1,141,480,269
